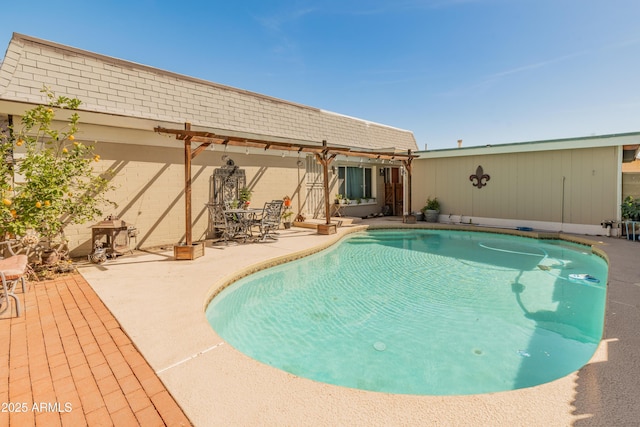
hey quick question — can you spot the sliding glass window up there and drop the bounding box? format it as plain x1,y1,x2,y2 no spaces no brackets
338,166,372,199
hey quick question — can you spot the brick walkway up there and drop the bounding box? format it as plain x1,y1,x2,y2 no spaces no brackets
1,274,191,426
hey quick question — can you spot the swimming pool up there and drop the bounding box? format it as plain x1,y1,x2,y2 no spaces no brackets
206,229,607,395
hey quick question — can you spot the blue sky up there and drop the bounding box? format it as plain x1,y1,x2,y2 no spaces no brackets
1,0,639,150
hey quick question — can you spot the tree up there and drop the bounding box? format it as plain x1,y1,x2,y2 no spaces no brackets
0,88,116,256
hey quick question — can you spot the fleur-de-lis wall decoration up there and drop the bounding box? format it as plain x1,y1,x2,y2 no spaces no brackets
470,165,490,189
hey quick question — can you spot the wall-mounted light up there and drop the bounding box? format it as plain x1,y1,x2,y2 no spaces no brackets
331,165,336,174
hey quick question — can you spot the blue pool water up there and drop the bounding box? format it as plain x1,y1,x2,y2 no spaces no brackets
206,230,607,395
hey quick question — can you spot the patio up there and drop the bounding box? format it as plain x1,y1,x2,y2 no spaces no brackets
0,274,190,426
3,218,640,426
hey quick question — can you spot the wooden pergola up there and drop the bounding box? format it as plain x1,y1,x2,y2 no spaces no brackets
155,123,416,250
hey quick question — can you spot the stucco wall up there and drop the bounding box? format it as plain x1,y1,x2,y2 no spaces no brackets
63,140,304,256
412,146,618,228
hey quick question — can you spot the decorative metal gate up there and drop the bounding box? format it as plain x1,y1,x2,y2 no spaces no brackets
208,159,246,237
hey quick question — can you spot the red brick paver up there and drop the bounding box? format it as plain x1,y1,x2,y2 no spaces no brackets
1,274,191,426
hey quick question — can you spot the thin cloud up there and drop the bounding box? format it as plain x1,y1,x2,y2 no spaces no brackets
601,37,640,51
255,7,316,33
489,51,588,79
299,0,488,17
438,50,589,98
253,7,317,61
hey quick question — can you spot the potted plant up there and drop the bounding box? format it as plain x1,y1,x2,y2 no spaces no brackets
621,196,640,221
421,197,440,222
239,187,252,208
621,196,640,240
281,196,294,228
281,209,294,229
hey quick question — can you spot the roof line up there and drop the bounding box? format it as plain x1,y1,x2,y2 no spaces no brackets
11,33,417,136
422,131,640,153
12,32,322,113
320,109,413,134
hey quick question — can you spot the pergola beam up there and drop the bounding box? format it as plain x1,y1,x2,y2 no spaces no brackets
155,126,415,161
155,124,417,240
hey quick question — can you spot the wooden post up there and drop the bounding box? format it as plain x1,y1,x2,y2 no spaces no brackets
173,122,205,260
403,149,415,223
322,163,331,225
316,140,337,234
184,122,193,245
405,149,413,215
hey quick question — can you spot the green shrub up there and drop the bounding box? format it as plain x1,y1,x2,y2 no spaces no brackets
621,196,640,221
422,197,440,212
0,88,116,247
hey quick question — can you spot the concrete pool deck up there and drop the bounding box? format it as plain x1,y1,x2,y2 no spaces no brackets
76,217,640,426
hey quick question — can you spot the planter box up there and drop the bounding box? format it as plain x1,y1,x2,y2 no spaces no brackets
292,221,316,230
317,223,337,235
424,210,440,223
174,241,205,260
403,214,417,224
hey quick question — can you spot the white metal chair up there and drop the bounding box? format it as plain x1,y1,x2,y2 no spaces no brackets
257,200,284,241
222,210,251,244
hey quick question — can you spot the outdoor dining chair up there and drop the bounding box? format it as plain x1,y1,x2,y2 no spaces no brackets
0,243,28,317
222,207,262,244
257,200,284,241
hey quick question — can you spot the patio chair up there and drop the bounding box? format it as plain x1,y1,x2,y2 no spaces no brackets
257,200,284,241
221,209,250,244
206,203,226,239
0,250,28,317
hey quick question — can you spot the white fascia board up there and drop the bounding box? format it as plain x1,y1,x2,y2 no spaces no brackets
417,132,640,159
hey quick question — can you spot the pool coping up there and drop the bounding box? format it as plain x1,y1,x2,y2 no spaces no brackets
78,219,640,426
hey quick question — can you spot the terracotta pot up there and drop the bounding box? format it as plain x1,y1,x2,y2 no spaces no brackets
42,249,60,265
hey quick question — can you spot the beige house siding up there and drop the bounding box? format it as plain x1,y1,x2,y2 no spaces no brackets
412,146,619,230
59,128,391,255
61,137,308,255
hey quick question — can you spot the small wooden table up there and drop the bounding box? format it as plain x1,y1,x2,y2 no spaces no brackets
332,202,346,217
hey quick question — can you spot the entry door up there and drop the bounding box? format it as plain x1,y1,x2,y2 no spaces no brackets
383,168,403,215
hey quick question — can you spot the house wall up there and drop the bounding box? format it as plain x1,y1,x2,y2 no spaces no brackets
411,146,619,234
64,138,304,256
